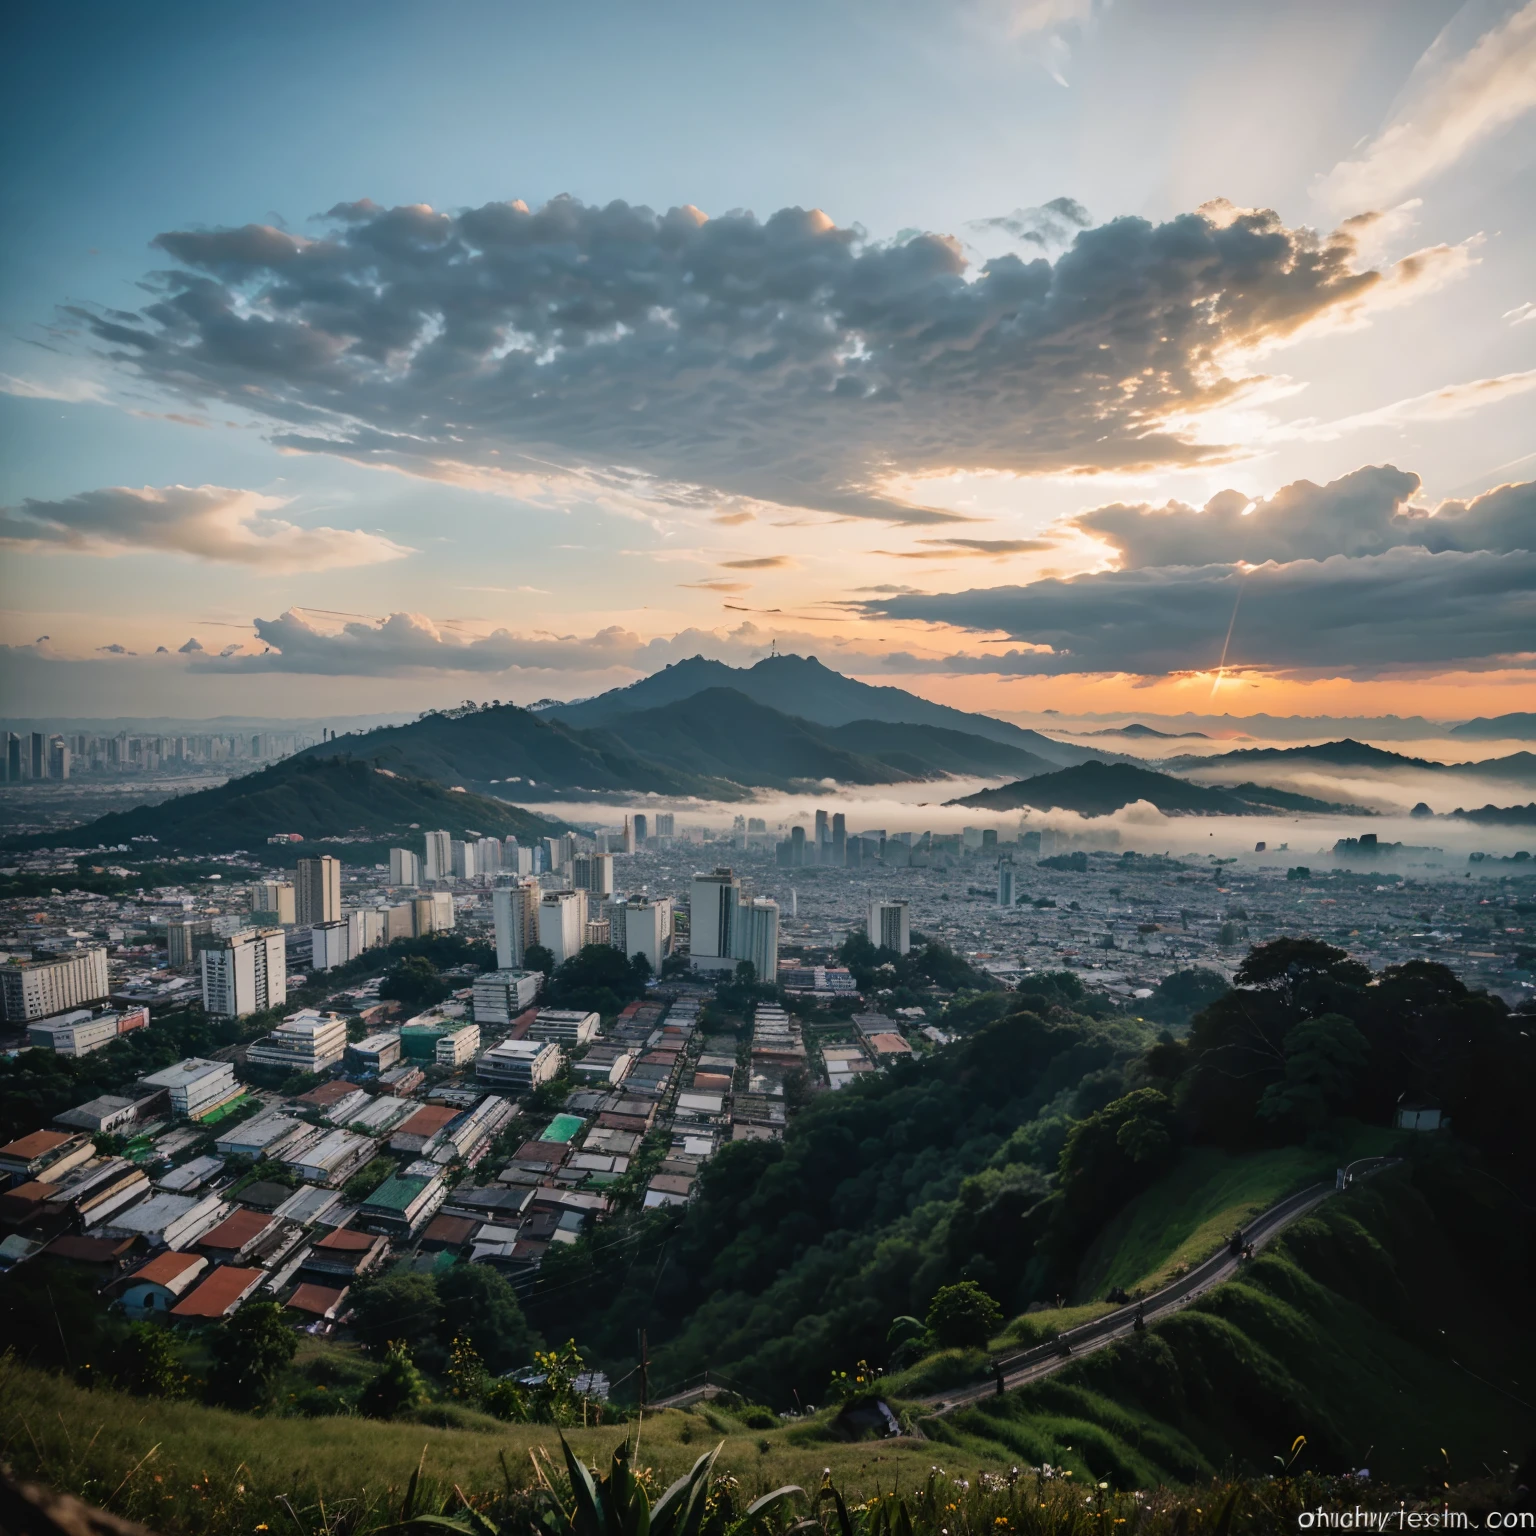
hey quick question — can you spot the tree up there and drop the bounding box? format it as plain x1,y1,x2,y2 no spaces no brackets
205,1300,297,1410
1258,1012,1371,1129
524,943,556,978
436,1262,533,1372
379,955,450,1010
360,1339,428,1419
925,1281,1003,1350
444,1334,487,1404
349,1272,443,1354
113,1322,186,1399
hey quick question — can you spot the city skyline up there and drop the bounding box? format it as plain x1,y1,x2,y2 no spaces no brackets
2,0,1533,725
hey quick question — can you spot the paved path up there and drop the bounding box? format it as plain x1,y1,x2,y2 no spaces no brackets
917,1156,1401,1416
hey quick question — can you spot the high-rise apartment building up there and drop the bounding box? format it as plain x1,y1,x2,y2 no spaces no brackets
295,856,341,926
166,918,214,972
199,929,287,1019
472,968,543,1025
633,813,648,845
606,894,672,972
815,809,829,849
654,812,675,838
537,890,585,965
832,812,847,865
423,829,452,881
3,733,21,782
735,897,780,983
493,878,541,969
572,852,614,898
412,891,456,936
48,737,70,779
0,947,111,1022
690,868,740,965
997,862,1016,908
389,848,421,885
867,898,912,956
251,880,296,925
29,732,46,780
475,836,503,875
450,839,477,880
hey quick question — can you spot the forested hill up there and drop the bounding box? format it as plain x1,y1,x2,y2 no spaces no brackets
1,754,570,854
523,940,1534,1419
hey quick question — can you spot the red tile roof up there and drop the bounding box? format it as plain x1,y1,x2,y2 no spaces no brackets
198,1207,277,1253
297,1081,359,1106
396,1105,458,1137
285,1282,348,1318
0,1130,77,1161
314,1226,379,1252
171,1266,263,1318
123,1251,206,1290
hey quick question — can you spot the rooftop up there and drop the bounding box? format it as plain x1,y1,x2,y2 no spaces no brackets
171,1265,263,1319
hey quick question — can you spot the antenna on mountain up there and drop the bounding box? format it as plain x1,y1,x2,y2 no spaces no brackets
770,638,777,657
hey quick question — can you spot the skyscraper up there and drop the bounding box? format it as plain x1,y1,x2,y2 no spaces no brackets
4,733,20,782
790,825,806,866
572,852,614,898
654,812,675,838
389,848,421,885
450,839,477,879
423,829,452,881
493,878,541,968
295,855,341,926
633,813,649,845
537,889,585,965
832,812,846,865
29,732,46,780
997,861,1016,908
690,868,740,965
814,809,829,852
734,897,779,983
867,898,911,955
199,929,286,1019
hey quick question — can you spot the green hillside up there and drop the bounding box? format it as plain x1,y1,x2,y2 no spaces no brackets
578,688,1061,788
2,754,569,854
296,700,748,801
931,1169,1534,1486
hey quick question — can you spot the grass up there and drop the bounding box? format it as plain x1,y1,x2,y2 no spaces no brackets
0,1363,945,1535
925,1168,1536,1489
1069,1124,1402,1303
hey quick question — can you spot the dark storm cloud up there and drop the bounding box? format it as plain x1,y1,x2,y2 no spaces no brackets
860,544,1536,677
70,195,1454,523
1071,466,1536,568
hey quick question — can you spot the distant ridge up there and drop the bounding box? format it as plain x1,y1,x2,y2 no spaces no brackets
1082,723,1209,740
1449,713,1536,741
1161,738,1536,786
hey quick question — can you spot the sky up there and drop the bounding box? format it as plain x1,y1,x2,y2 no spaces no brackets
1,0,1533,725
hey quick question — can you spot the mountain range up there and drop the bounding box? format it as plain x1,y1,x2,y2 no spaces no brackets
292,659,1084,799
1163,738,1536,785
946,761,1364,817
3,756,569,855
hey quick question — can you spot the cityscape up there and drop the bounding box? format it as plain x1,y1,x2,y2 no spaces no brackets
2,0,1534,1528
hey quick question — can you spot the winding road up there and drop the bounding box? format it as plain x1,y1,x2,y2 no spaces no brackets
917,1155,1401,1416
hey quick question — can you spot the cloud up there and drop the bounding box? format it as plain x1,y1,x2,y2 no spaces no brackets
1505,300,1536,325
966,197,1092,248
0,373,106,403
96,643,135,655
680,579,752,592
860,545,1536,678
1277,368,1536,441
1066,466,1535,569
177,637,204,653
1319,0,1536,210
719,555,794,569
0,484,414,571
68,195,1465,526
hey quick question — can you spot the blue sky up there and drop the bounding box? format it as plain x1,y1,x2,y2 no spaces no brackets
1,0,1533,721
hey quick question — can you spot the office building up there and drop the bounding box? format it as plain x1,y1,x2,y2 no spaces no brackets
493,878,540,968
633,813,648,845
244,1009,348,1074
654,812,675,838
528,1007,600,1046
296,856,341,926
537,890,585,965
734,897,780,984
389,848,421,885
140,1058,241,1119
250,880,296,925
475,836,502,874
790,825,806,865
48,736,70,779
423,829,451,882
311,919,352,972
450,839,477,879
867,899,912,956
503,839,534,876
815,808,829,850
1,947,110,1022
27,1008,122,1058
3,732,19,782
346,1032,402,1074
412,891,455,936
572,852,614,898
690,868,740,965
606,894,672,972
29,731,46,779
166,918,214,972
476,1037,562,1092
997,862,1016,907
832,812,846,864
472,968,542,1025
434,1021,482,1068
199,929,286,1018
